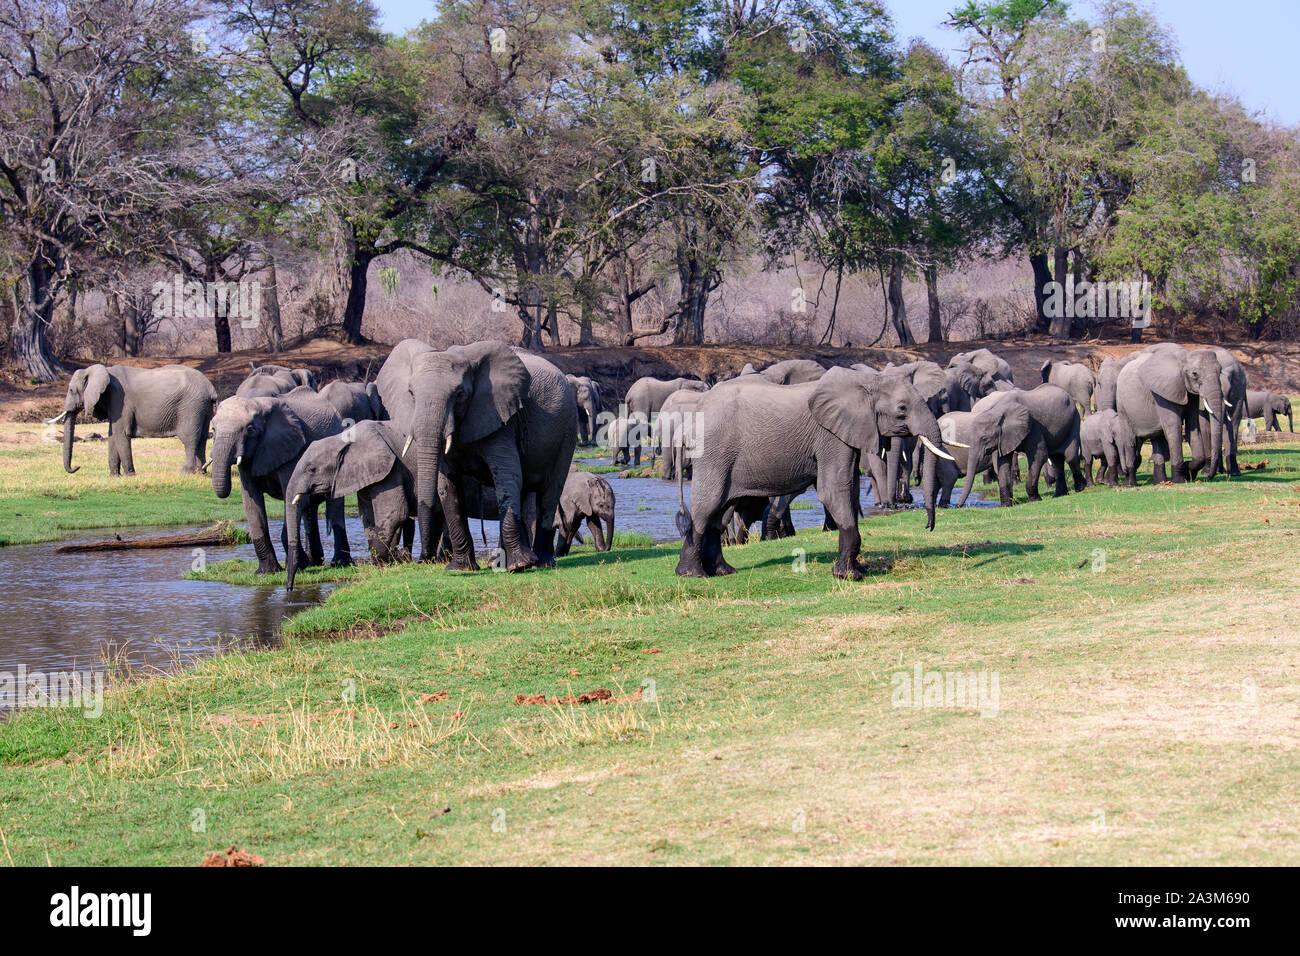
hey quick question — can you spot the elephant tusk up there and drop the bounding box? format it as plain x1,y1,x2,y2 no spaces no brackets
1201,397,1210,414
444,433,453,454
44,410,69,425
292,493,301,504
945,439,971,448
1224,400,1233,410
235,454,242,467
402,434,413,456
919,435,956,461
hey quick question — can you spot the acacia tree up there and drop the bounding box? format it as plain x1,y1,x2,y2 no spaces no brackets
0,0,221,381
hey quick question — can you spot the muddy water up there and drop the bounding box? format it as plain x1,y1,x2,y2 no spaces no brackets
0,469,988,709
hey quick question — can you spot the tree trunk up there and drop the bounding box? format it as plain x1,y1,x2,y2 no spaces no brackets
887,262,914,346
1029,251,1052,332
1070,247,1089,336
577,301,595,346
123,295,143,357
11,267,63,382
673,255,708,346
264,256,284,353
923,264,942,343
341,254,371,345
614,257,635,346
1048,245,1071,339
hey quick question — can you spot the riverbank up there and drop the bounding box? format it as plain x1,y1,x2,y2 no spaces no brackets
1,436,1296,864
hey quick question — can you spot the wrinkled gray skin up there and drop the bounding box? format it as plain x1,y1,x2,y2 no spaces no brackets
619,376,708,466
957,385,1086,507
949,349,1013,387
753,359,827,385
1206,347,1246,477
565,375,604,446
1079,409,1138,487
943,359,1005,413
318,380,383,425
411,341,577,572
554,471,616,555
676,368,944,580
211,387,351,574
1115,344,1224,484
1246,390,1293,432
236,365,317,398
881,361,948,503
53,364,216,475
1041,360,1096,417
658,388,708,480
284,420,415,589
374,338,432,437
1094,355,1136,412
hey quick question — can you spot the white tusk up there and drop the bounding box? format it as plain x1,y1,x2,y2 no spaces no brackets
919,435,956,461
1201,397,1209,413
945,439,971,448
444,433,453,454
402,434,413,456
235,454,242,466
1224,400,1233,410
292,493,301,504
44,410,69,425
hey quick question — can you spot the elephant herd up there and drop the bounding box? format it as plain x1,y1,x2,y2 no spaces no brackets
47,341,1292,586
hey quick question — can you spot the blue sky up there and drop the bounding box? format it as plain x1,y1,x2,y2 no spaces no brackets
373,0,1299,126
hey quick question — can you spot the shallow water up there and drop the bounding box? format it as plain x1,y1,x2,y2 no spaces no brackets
1,467,989,709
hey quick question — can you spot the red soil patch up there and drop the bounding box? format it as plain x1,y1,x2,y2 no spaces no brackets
200,846,265,867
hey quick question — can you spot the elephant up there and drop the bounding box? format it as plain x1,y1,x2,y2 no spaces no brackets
880,361,949,502
1094,354,1137,412
1115,344,1225,485
956,385,1086,507
318,380,383,425
554,471,616,556
949,349,1013,387
236,365,317,398
565,374,604,446
410,341,577,572
1246,390,1293,432
1205,347,1246,477
674,367,950,580
618,376,708,466
283,420,415,590
210,387,352,574
752,359,828,385
1079,409,1138,487
658,388,708,480
1041,360,1096,417
49,363,217,475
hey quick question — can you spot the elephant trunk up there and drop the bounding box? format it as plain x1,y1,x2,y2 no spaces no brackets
1203,379,1224,480
956,450,979,508
1288,405,1294,433
884,441,901,508
415,392,453,561
210,432,237,499
62,414,79,474
285,491,305,591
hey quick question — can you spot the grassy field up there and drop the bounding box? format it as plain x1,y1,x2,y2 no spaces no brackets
0,415,1297,865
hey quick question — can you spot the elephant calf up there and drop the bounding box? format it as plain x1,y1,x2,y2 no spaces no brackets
1079,410,1138,487
319,380,383,424
554,472,616,556
284,420,415,590
1246,390,1293,433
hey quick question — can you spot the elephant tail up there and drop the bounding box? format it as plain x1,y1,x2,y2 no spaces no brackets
674,451,690,538
480,513,487,549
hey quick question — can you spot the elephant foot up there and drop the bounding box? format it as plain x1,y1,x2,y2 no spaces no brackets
675,549,707,577
330,554,354,568
447,553,480,572
532,554,557,569
832,559,864,581
255,561,283,575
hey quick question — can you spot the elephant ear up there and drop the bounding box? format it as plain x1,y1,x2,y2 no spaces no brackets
449,341,531,444
250,401,308,477
366,383,384,419
809,367,881,456
912,363,946,401
84,365,112,418
1137,355,1187,404
332,426,398,498
740,363,757,375
997,402,1031,456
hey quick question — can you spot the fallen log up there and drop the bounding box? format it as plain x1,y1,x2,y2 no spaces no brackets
56,520,245,554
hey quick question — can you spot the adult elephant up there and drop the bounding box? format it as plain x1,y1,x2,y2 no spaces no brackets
881,361,948,503
1115,344,1224,484
658,388,708,480
675,368,950,580
1206,347,1246,477
1094,355,1136,412
237,365,317,398
565,374,604,446
949,349,1013,387
956,385,1086,507
1041,360,1096,417
211,387,351,574
411,341,577,572
620,376,708,466
1246,390,1293,432
754,359,827,385
283,420,415,589
318,380,383,424
50,363,216,475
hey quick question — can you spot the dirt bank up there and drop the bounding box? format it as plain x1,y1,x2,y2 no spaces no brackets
5,333,1299,421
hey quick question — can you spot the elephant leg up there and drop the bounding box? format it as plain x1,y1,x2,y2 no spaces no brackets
108,435,121,476
302,499,324,567
1024,449,1046,501
677,479,725,578
119,433,136,476
1049,452,1069,497
883,440,901,508
530,459,570,571
862,452,888,508
996,454,1016,507
587,516,607,552
1160,412,1188,482
477,433,536,572
241,482,281,574
1149,436,1169,484
326,496,351,566
358,492,384,561
435,470,476,570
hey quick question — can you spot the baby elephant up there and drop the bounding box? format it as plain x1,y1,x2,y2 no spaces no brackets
554,472,616,556
1080,409,1138,487
284,420,415,589
1246,390,1293,433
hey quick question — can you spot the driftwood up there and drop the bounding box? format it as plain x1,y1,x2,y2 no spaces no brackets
56,521,244,554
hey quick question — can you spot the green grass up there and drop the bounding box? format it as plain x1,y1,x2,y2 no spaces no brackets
1,423,1297,865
